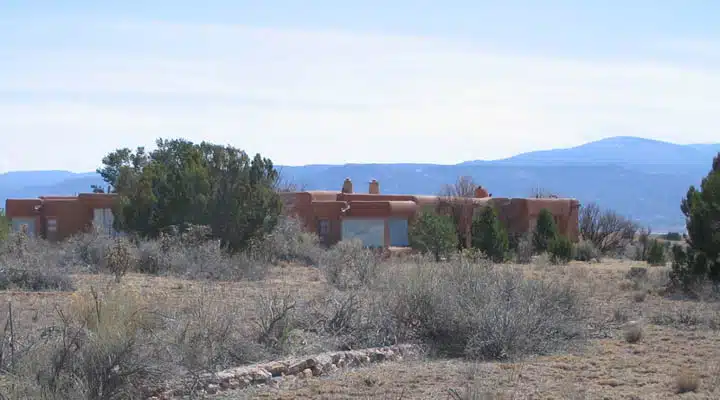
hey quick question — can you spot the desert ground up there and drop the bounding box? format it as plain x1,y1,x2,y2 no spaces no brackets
2,237,719,400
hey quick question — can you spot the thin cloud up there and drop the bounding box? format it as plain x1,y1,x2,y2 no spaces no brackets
1,18,719,171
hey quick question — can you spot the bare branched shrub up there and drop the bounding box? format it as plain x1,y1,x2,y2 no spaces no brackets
440,176,480,199
579,202,638,255
634,227,651,260
623,321,643,343
135,238,171,275
6,286,164,399
573,240,601,262
447,384,504,400
676,371,700,393
319,239,381,290
513,232,533,264
439,176,483,247
0,233,74,291
632,290,647,302
300,288,400,351
168,286,267,375
253,291,297,350
135,232,266,281
252,216,322,266
60,229,116,272
385,258,586,360
104,237,137,283
0,266,74,292
529,186,558,199
650,303,720,330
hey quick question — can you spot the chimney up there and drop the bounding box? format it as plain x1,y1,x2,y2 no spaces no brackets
369,179,380,194
341,178,353,194
474,186,489,198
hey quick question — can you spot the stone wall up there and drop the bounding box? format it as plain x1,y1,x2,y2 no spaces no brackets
147,344,422,399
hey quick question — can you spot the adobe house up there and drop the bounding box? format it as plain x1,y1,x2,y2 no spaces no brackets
4,193,118,241
280,178,580,248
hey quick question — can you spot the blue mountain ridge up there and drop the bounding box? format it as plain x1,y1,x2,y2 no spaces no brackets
2,137,718,233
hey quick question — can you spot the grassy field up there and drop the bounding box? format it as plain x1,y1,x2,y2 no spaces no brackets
0,227,718,399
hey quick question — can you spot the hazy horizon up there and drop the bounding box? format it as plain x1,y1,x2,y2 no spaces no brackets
1,135,718,174
2,1,719,172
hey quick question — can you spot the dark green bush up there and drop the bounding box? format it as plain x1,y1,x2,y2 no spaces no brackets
471,206,509,263
664,232,682,241
533,208,558,253
671,153,720,287
409,210,458,261
0,209,9,242
646,239,667,266
549,236,573,265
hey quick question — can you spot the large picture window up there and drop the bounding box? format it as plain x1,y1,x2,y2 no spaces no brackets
341,218,385,248
388,218,409,247
11,218,35,237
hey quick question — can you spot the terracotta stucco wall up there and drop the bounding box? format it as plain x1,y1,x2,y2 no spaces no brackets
40,199,90,240
282,191,581,247
5,193,119,241
5,199,42,236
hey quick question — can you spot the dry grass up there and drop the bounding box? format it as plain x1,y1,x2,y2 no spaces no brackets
235,259,720,399
3,230,720,398
623,321,643,343
676,370,701,394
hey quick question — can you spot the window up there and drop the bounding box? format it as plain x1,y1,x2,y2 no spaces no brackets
388,218,409,247
93,208,116,236
11,218,35,237
47,218,57,233
341,218,385,248
317,219,330,235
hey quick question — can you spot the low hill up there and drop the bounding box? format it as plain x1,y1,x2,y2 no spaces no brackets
2,137,717,232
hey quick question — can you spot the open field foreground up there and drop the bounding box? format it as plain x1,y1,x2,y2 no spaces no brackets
2,247,720,400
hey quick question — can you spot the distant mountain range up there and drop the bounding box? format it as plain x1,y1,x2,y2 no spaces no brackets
2,136,719,232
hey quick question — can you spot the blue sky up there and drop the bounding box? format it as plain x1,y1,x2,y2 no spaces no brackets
1,1,719,172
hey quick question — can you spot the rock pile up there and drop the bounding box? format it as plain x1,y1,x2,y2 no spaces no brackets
147,344,422,399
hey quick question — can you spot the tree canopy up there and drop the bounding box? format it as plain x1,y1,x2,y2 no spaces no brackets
408,209,458,261
0,208,9,241
672,152,720,284
533,208,558,253
97,138,282,252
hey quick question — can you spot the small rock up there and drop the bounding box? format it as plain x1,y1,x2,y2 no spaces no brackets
215,370,237,382
206,384,219,395
302,368,314,379
247,367,272,383
312,354,333,374
288,360,309,375
331,353,345,364
265,362,288,377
